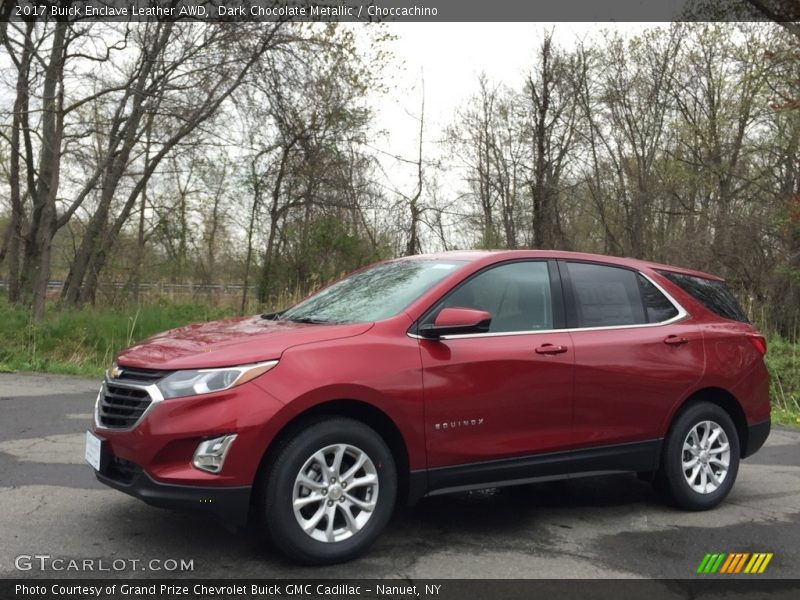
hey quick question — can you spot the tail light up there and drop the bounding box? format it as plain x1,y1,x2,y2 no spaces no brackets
748,335,767,355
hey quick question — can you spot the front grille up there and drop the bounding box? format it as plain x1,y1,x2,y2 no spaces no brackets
113,367,170,385
98,383,152,429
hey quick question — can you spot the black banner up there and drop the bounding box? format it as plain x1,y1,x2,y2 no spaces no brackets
2,0,799,23
3,580,800,600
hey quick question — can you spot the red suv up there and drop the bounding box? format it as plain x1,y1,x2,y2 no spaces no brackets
86,251,770,564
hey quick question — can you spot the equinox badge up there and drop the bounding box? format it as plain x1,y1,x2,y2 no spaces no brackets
435,418,485,430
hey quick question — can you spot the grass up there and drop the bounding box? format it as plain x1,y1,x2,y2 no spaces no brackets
765,336,800,427
0,300,798,426
0,300,236,377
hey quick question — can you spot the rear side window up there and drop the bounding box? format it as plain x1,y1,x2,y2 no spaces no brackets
638,275,679,323
566,262,645,327
658,271,749,323
566,262,680,327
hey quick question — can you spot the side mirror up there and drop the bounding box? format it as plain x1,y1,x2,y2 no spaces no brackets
418,307,492,339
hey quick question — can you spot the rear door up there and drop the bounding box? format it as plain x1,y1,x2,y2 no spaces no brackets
561,261,705,450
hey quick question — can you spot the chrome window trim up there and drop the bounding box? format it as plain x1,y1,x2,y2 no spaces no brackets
94,378,165,432
408,270,689,341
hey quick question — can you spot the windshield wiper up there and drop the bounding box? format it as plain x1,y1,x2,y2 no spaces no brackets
284,316,333,324
262,312,348,324
260,310,285,320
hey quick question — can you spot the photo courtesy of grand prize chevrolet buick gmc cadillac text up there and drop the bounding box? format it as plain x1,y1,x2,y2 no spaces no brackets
86,250,771,564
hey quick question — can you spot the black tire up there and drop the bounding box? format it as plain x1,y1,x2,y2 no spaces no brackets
654,402,740,510
255,417,397,564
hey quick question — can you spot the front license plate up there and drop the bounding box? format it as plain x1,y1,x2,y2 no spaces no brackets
85,431,103,471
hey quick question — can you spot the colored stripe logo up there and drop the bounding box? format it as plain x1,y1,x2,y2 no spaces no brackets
697,552,773,574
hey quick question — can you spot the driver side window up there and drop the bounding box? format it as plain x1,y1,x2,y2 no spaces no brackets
437,261,553,333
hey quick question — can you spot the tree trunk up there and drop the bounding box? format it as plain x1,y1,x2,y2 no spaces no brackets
18,20,67,320
406,80,425,256
1,22,34,304
257,211,280,304
241,163,261,314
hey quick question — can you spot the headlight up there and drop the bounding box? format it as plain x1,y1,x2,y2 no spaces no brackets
156,360,278,400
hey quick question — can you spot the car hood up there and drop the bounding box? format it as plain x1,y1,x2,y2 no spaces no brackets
116,316,373,371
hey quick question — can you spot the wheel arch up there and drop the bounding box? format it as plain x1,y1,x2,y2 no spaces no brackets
253,398,415,505
666,387,749,458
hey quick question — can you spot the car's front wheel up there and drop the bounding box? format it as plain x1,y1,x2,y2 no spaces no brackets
256,417,397,564
655,401,740,510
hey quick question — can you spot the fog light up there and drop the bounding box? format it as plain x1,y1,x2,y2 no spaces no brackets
192,434,237,474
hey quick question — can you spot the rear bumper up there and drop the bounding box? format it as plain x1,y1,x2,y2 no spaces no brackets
743,419,770,458
96,468,251,528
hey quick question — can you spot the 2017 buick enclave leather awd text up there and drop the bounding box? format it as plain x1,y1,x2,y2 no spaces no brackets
86,250,770,564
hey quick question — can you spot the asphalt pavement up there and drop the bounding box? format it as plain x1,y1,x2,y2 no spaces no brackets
1,372,798,579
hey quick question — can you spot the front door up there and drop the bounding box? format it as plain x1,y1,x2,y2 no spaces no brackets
418,261,574,471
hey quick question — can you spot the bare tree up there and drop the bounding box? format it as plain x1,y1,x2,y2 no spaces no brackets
241,25,381,303
61,23,287,307
526,32,579,249
745,0,800,39
404,76,425,256
446,75,502,248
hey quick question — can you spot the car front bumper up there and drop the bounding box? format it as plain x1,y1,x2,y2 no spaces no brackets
92,378,286,487
90,378,289,526
96,464,251,528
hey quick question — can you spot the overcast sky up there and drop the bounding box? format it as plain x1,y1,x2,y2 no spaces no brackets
365,22,661,198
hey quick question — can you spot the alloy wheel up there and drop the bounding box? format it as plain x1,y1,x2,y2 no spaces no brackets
681,420,730,494
292,444,379,543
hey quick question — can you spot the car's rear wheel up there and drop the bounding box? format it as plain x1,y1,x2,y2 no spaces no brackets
655,401,740,510
256,417,396,564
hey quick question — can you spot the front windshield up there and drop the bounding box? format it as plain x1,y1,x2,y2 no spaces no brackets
280,259,467,324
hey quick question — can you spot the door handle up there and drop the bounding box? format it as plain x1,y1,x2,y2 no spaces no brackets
664,335,689,346
535,343,568,355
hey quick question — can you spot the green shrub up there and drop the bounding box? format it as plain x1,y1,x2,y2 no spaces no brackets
766,336,800,426
0,300,236,377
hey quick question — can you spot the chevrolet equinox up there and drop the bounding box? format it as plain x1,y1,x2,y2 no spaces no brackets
87,251,771,564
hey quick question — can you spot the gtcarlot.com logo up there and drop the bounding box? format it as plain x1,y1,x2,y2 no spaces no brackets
15,554,194,572
696,552,773,574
